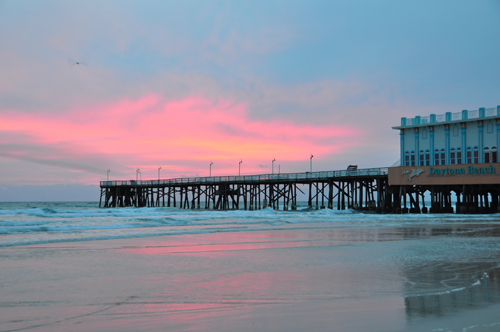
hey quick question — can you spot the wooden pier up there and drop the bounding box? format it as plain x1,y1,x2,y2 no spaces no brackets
100,165,500,214
100,167,395,212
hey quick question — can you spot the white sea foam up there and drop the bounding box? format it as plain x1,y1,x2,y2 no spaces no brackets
1,202,500,247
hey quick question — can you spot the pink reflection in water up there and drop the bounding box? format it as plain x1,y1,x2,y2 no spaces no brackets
118,231,346,256
2,228,413,331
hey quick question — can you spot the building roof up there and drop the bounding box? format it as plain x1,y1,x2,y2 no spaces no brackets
392,107,500,130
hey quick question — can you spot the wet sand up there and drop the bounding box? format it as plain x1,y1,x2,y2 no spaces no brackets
2,226,500,331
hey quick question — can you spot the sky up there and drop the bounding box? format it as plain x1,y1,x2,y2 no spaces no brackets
1,0,500,200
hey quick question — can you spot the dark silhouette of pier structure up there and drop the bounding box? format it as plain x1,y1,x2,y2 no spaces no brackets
100,166,500,213
100,167,393,212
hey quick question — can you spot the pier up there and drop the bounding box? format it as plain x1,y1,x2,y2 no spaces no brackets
100,164,500,214
99,105,500,214
100,167,393,212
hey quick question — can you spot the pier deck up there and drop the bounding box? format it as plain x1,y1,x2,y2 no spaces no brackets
100,167,391,211
100,166,500,213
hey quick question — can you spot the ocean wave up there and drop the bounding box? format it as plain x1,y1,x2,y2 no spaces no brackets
1,201,500,247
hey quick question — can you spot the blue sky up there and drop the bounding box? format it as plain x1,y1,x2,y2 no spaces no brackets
0,0,499,200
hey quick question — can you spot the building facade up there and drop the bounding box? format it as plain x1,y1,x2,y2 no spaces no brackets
388,105,500,213
394,106,500,167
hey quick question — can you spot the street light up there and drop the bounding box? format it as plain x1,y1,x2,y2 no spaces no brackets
158,166,161,181
136,168,140,181
272,158,276,174
239,160,242,176
107,169,110,181
310,154,313,172
210,162,213,177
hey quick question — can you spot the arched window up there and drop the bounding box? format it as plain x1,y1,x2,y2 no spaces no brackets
434,149,440,165
456,148,462,164
419,150,424,166
453,125,459,137
473,147,479,164
484,147,490,163
410,151,415,166
484,146,497,163
425,150,430,166
450,148,456,165
405,151,410,166
467,147,472,164
440,149,445,165
422,128,427,139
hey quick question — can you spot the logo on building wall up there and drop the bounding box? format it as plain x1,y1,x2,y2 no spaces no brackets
401,169,425,182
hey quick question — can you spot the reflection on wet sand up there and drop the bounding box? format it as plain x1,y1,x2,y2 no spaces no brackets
3,221,500,332
404,265,500,317
397,224,500,325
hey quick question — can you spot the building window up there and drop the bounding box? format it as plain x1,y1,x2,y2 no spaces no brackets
410,151,415,166
422,128,427,139
473,147,479,164
451,148,456,164
417,150,430,166
453,125,459,137
457,148,462,164
484,147,490,163
467,147,472,164
485,146,497,163
434,149,446,165
405,151,409,166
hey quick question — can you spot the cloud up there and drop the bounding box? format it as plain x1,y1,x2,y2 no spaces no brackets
0,150,104,175
0,95,360,184
4,0,496,189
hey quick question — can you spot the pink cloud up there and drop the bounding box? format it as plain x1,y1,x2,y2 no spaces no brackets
0,95,361,182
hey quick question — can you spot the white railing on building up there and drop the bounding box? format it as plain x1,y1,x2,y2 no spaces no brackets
469,109,479,119
100,167,389,187
486,108,496,117
401,105,499,127
436,114,446,122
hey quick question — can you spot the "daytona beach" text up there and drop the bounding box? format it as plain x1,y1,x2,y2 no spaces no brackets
429,165,496,176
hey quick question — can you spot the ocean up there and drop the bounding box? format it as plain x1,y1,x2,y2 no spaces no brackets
1,202,500,331
2,201,497,248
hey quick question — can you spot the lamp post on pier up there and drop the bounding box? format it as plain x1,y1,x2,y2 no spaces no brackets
210,162,213,177
107,169,110,181
272,158,275,174
158,167,161,181
310,154,313,172
239,160,242,176
136,168,140,181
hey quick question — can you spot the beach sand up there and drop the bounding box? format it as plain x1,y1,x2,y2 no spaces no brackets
2,226,500,332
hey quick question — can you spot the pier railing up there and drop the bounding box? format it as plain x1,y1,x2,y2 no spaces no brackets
100,167,388,187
